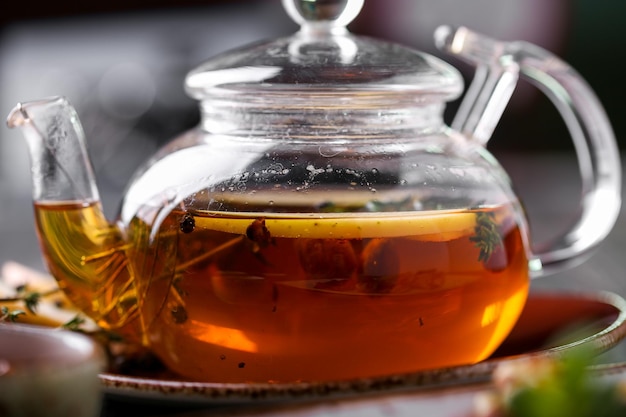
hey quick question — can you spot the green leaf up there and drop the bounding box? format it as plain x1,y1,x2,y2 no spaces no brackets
23,292,41,314
504,348,626,417
1,306,26,322
62,315,86,331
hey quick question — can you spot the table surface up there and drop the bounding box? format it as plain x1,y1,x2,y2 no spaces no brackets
1,151,626,417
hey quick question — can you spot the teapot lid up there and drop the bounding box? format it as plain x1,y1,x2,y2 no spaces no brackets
185,0,463,108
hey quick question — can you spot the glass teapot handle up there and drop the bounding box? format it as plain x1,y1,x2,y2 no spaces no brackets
435,26,621,276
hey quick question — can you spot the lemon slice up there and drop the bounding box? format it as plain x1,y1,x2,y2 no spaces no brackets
196,211,476,241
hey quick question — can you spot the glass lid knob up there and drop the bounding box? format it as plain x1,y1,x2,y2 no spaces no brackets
282,0,364,33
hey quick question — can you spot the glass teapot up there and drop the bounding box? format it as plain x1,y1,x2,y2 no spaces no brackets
6,0,621,383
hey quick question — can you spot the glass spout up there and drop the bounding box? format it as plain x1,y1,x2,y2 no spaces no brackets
6,96,99,203
6,97,141,337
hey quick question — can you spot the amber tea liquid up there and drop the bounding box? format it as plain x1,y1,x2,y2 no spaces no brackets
34,202,529,383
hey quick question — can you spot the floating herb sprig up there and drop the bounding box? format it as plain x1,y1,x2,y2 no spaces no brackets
470,211,503,263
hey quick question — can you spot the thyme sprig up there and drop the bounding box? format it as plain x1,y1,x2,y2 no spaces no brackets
0,285,59,315
0,285,85,330
61,315,87,331
470,211,503,263
1,306,25,322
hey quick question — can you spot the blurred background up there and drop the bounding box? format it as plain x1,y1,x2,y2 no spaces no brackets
1,0,626,359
